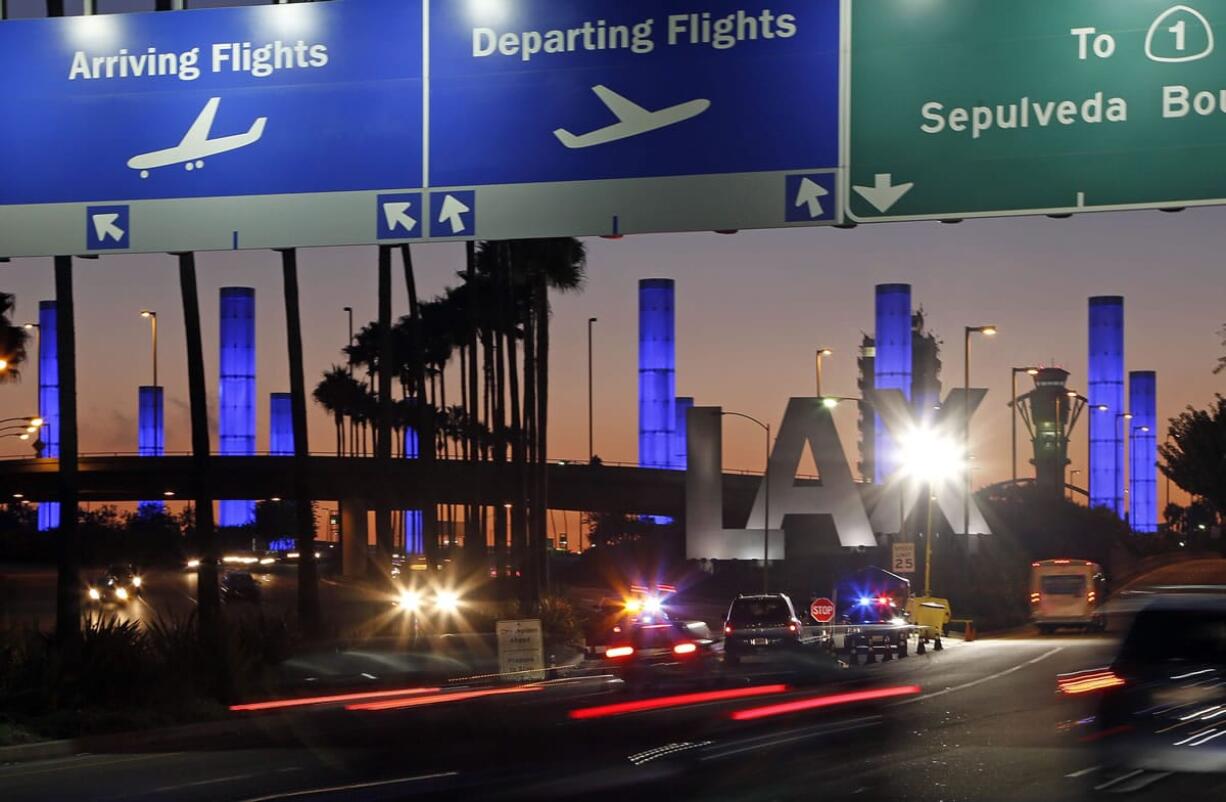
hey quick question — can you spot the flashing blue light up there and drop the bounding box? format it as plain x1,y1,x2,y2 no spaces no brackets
639,279,676,471
1129,371,1157,534
1088,297,1125,515
219,287,256,527
38,300,60,531
874,284,912,484
859,596,873,607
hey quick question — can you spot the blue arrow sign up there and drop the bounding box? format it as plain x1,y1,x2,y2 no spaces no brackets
427,0,841,187
0,0,424,206
86,205,130,250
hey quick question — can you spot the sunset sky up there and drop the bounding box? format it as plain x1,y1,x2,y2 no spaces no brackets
3,208,1223,510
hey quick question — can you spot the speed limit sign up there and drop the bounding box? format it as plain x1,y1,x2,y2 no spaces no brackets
892,543,916,575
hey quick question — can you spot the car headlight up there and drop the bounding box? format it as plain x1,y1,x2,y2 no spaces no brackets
88,588,101,600
187,559,201,569
115,587,128,600
132,576,142,588
398,589,422,613
434,590,461,614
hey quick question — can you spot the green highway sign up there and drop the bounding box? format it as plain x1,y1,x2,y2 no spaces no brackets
848,1,1226,222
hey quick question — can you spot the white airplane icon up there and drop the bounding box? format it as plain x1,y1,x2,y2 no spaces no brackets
128,97,267,179
554,85,710,149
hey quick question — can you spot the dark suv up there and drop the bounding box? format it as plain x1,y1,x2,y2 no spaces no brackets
723,593,804,666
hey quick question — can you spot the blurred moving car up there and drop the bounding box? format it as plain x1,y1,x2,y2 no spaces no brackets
1080,593,1226,772
1031,559,1107,633
723,593,805,666
605,621,719,689
222,571,262,603
86,564,143,605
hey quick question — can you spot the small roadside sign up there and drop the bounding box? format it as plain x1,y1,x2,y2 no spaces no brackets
892,543,916,575
496,619,546,682
810,597,836,624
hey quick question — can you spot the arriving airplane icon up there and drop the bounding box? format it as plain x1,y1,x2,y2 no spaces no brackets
128,97,267,179
554,85,710,149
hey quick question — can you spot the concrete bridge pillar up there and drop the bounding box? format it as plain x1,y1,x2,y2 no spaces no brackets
340,499,369,579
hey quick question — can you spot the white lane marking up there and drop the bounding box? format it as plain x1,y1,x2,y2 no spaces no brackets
237,771,458,801
1066,765,1101,778
1112,771,1172,793
700,717,881,761
0,753,179,780
153,773,253,792
1094,768,1145,791
896,647,1064,705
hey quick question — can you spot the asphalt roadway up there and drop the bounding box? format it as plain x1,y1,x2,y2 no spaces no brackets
2,559,1226,801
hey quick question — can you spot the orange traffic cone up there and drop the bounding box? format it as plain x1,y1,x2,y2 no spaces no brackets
965,621,976,642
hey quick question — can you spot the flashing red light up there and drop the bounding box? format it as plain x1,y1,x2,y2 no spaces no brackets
673,642,698,656
568,684,789,720
606,645,635,659
346,685,541,712
877,596,890,606
230,686,440,712
729,685,922,721
1057,669,1126,696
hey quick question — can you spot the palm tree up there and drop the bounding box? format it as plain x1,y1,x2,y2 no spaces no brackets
314,366,360,456
0,292,30,383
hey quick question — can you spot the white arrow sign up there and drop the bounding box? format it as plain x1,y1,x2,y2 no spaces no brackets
794,177,830,219
383,201,417,234
853,173,915,214
92,213,126,243
438,194,470,235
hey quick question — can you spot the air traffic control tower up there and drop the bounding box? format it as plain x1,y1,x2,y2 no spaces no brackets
1016,367,1086,496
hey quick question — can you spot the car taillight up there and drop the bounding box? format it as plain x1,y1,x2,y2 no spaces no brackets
673,643,698,656
724,625,733,635
788,623,799,634
606,646,635,659
1030,592,1041,605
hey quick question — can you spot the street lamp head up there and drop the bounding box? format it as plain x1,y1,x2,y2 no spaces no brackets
818,347,834,357
18,434,29,441
29,417,43,428
1140,426,1151,433
1122,413,1134,420
343,306,353,313
1096,405,1110,412
589,317,598,323
822,397,841,410
1026,367,1040,376
140,309,155,319
981,326,999,336
0,359,7,372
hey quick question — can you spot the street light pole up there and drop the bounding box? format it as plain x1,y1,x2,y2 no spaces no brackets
588,317,598,463
723,411,771,593
1011,367,1039,486
140,311,158,388
924,481,935,597
816,348,833,397
964,325,998,544
1115,412,1133,521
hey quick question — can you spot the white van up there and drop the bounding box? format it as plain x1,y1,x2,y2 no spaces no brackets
1030,559,1107,633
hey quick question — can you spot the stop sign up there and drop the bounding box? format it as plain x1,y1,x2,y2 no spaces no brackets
810,597,835,624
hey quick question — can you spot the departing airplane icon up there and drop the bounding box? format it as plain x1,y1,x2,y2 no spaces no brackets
128,97,267,179
554,85,710,149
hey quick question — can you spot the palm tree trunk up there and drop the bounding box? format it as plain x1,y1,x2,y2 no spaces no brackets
521,297,538,603
281,249,319,636
374,246,394,579
178,253,221,647
533,276,551,596
465,242,484,570
52,255,80,645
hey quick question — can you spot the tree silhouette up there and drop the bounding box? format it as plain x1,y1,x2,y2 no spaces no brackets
1160,395,1226,525
0,293,30,383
